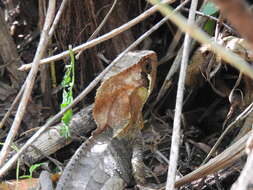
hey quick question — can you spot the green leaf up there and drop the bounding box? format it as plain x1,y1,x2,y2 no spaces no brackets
62,109,73,125
201,2,218,16
60,123,71,138
19,175,30,179
29,163,44,174
204,19,215,35
19,163,44,179
60,45,75,138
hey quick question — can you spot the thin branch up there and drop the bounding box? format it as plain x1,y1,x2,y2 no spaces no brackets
165,0,198,189
183,8,234,32
211,0,253,50
175,135,246,188
155,3,208,105
76,0,118,59
88,0,118,40
174,102,253,187
202,101,253,164
48,0,68,37
231,131,253,190
0,0,68,134
209,1,253,188
0,83,25,129
0,0,177,177
147,0,253,80
18,0,175,71
0,0,56,168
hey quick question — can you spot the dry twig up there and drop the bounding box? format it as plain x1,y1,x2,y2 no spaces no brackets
0,83,25,129
0,0,56,168
0,0,177,177
76,0,118,59
165,0,198,189
231,130,253,190
209,0,253,188
211,0,253,50
174,102,253,188
18,0,175,71
175,133,247,188
148,0,253,82
0,0,69,131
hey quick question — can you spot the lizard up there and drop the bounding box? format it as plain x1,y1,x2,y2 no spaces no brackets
39,50,157,190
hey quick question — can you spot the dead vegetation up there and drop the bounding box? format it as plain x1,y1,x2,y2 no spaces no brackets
1,0,253,189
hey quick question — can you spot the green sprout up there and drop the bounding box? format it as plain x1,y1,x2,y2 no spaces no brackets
60,45,75,138
19,163,45,179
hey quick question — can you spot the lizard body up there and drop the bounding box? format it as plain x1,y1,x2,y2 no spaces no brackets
55,129,133,190
41,50,157,190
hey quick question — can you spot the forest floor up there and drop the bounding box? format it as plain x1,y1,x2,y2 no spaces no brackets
0,0,253,189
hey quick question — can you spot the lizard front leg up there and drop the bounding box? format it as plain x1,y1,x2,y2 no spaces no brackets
132,135,146,185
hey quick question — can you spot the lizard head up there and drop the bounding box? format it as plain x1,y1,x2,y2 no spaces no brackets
138,51,157,96
93,51,157,138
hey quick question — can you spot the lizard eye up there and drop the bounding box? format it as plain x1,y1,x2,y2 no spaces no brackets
141,71,150,88
142,58,152,74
